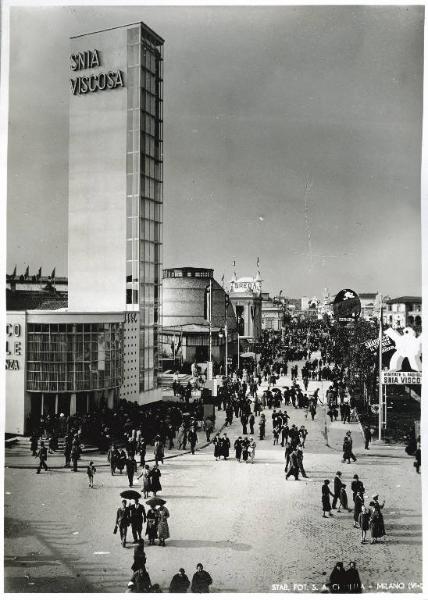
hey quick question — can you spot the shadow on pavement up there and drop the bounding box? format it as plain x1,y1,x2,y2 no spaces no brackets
167,539,252,551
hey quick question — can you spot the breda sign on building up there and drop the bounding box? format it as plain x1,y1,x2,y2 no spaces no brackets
70,49,124,95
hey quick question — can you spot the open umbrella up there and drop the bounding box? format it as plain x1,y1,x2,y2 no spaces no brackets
120,490,141,501
272,388,281,393
145,496,166,507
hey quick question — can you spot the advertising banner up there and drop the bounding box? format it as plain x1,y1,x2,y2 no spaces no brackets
381,371,422,385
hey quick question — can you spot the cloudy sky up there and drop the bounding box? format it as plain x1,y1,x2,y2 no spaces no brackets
6,4,423,298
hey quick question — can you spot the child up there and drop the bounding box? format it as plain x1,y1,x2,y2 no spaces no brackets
358,505,371,543
87,461,96,488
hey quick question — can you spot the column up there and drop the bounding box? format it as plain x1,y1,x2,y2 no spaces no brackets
54,394,59,415
70,393,77,416
107,390,114,410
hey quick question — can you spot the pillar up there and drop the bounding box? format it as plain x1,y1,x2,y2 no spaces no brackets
41,393,44,416
54,394,59,415
107,390,114,410
70,393,77,416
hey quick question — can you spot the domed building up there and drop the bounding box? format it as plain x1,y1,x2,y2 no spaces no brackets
162,267,238,368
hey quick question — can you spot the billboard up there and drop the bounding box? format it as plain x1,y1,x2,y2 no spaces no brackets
332,289,361,322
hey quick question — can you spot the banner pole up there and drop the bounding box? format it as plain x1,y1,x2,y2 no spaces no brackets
378,297,383,441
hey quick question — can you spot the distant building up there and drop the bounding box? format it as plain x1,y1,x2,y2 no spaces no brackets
359,292,382,320
229,269,263,341
162,267,238,366
261,293,286,331
383,296,422,331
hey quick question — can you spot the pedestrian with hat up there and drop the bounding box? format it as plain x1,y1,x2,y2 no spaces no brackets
191,563,213,593
322,479,334,518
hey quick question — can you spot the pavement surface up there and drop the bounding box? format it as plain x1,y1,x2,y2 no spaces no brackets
4,367,423,593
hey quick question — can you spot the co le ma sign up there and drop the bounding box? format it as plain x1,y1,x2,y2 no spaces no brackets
70,48,124,96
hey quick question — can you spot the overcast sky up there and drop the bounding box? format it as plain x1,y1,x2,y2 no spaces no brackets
6,4,423,298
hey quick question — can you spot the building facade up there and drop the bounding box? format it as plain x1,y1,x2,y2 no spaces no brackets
383,296,422,331
68,22,164,403
261,293,286,331
229,271,263,340
6,310,124,434
162,267,238,366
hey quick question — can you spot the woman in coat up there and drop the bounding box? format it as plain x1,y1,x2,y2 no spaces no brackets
353,490,364,529
118,449,127,474
138,465,152,498
242,438,250,462
154,436,164,466
329,562,347,594
322,480,334,518
150,466,162,496
370,495,386,540
157,505,170,546
369,502,383,543
213,435,221,460
234,437,243,462
249,439,256,463
146,508,159,545
222,434,230,460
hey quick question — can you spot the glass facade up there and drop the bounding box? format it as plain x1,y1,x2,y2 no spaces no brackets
126,24,164,393
26,322,123,393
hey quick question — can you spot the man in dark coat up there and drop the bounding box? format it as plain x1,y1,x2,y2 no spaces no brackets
115,499,130,547
188,428,198,455
129,499,147,543
191,563,213,593
126,455,138,487
222,434,230,459
285,449,300,480
345,561,362,593
249,413,255,434
364,426,372,450
332,471,342,509
169,568,190,593
36,442,48,474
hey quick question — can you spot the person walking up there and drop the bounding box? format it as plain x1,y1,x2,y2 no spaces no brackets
296,445,308,478
36,441,48,474
126,455,138,487
204,417,214,442
358,505,371,543
146,507,159,545
351,475,365,502
414,443,421,474
222,434,230,460
322,479,334,518
371,494,386,540
150,466,162,496
138,465,152,498
332,471,342,510
30,434,38,457
154,436,164,466
138,437,147,467
157,504,170,546
115,499,130,547
128,566,152,593
338,484,352,513
188,427,198,455
87,461,96,488
131,540,146,571
353,489,364,529
191,563,213,593
249,413,255,435
285,448,300,481
130,498,147,543
169,568,190,593
363,426,372,450
249,438,256,463
70,440,81,472
234,437,243,462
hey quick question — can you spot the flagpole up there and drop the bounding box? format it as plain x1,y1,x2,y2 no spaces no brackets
378,296,383,441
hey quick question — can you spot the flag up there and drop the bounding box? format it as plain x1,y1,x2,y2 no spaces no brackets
221,274,224,288
51,267,56,280
11,265,16,278
24,265,29,279
257,257,260,268
37,267,42,280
